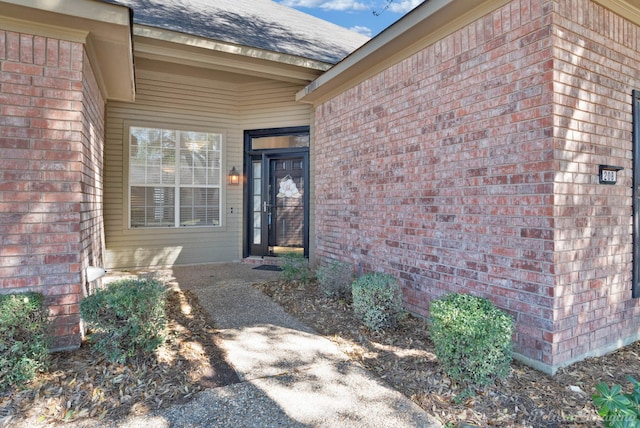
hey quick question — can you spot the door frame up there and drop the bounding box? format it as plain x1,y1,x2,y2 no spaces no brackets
633,90,639,298
243,127,310,258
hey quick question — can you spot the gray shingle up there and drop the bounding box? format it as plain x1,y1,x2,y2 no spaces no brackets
106,0,369,64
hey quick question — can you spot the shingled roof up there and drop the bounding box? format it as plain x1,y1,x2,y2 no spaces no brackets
106,0,370,64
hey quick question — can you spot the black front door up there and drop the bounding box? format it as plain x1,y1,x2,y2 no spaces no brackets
245,128,309,258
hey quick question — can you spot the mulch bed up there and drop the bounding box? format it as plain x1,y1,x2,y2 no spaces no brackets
2,276,639,427
0,286,238,426
255,279,640,427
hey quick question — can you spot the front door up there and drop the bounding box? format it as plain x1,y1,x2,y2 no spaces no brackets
245,127,309,258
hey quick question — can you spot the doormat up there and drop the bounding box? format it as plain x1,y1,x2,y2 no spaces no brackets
253,265,282,272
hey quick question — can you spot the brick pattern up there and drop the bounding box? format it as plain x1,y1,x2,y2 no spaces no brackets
313,0,640,371
79,50,105,299
0,32,105,350
550,0,639,367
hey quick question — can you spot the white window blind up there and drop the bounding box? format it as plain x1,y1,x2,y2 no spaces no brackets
129,127,222,228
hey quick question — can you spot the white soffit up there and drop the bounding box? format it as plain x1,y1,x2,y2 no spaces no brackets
133,25,330,84
0,0,135,102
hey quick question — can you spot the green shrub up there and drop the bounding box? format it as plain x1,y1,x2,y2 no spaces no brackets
592,376,640,427
316,260,353,299
80,278,167,363
280,252,311,284
0,292,50,391
429,293,514,389
352,273,405,331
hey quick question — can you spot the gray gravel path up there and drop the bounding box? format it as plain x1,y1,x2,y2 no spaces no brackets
29,263,442,428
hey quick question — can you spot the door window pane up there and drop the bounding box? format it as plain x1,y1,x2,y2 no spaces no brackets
252,160,262,245
251,134,309,150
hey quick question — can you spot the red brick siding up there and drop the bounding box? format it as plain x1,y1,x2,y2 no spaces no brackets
314,0,556,365
313,0,639,371
0,32,105,350
550,0,639,368
79,50,105,299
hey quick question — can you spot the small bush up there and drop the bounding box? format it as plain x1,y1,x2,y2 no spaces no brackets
592,376,640,428
352,273,405,331
0,292,50,391
429,293,514,389
80,278,167,363
280,252,311,284
316,260,353,299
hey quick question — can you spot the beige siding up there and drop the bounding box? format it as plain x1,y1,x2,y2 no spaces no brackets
238,81,312,129
104,68,312,268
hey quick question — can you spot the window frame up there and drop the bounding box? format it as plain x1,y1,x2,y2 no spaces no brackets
633,90,640,298
126,123,225,230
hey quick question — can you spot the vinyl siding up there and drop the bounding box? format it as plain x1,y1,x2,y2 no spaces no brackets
238,80,312,129
104,68,312,268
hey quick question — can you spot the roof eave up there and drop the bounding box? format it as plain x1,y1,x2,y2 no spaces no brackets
296,0,511,105
0,0,135,102
133,24,332,84
592,0,640,25
297,0,640,105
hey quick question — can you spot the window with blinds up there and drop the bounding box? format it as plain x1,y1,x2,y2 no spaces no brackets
129,126,222,228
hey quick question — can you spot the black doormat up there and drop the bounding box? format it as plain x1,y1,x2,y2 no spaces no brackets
253,265,282,272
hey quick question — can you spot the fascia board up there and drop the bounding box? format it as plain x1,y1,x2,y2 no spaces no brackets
296,0,512,105
2,0,130,26
592,0,640,26
0,0,135,102
133,25,330,84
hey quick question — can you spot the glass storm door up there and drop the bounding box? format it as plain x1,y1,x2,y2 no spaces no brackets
249,154,307,257
245,127,310,258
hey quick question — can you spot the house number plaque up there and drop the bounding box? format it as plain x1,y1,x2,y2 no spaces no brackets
599,165,623,185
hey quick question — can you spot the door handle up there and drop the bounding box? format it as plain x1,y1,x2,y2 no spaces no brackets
263,201,267,212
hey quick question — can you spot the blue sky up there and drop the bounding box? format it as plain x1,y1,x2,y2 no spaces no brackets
277,0,423,37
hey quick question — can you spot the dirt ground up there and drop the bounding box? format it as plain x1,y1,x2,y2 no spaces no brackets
255,279,640,427
0,285,239,425
2,270,639,427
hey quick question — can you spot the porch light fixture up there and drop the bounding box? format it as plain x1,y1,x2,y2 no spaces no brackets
228,166,240,185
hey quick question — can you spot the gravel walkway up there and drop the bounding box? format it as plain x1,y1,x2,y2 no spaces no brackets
61,263,442,427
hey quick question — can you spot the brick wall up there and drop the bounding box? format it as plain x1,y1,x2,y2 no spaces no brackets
313,0,640,372
550,0,639,368
79,50,106,299
0,31,105,350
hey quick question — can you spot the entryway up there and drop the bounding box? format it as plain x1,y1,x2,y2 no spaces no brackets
244,127,309,258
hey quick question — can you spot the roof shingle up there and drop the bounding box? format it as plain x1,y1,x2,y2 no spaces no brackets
107,0,370,64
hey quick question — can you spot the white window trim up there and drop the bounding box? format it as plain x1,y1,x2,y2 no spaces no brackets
124,122,226,230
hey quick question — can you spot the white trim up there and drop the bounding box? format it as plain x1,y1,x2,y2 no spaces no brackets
297,0,640,104
123,121,227,231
